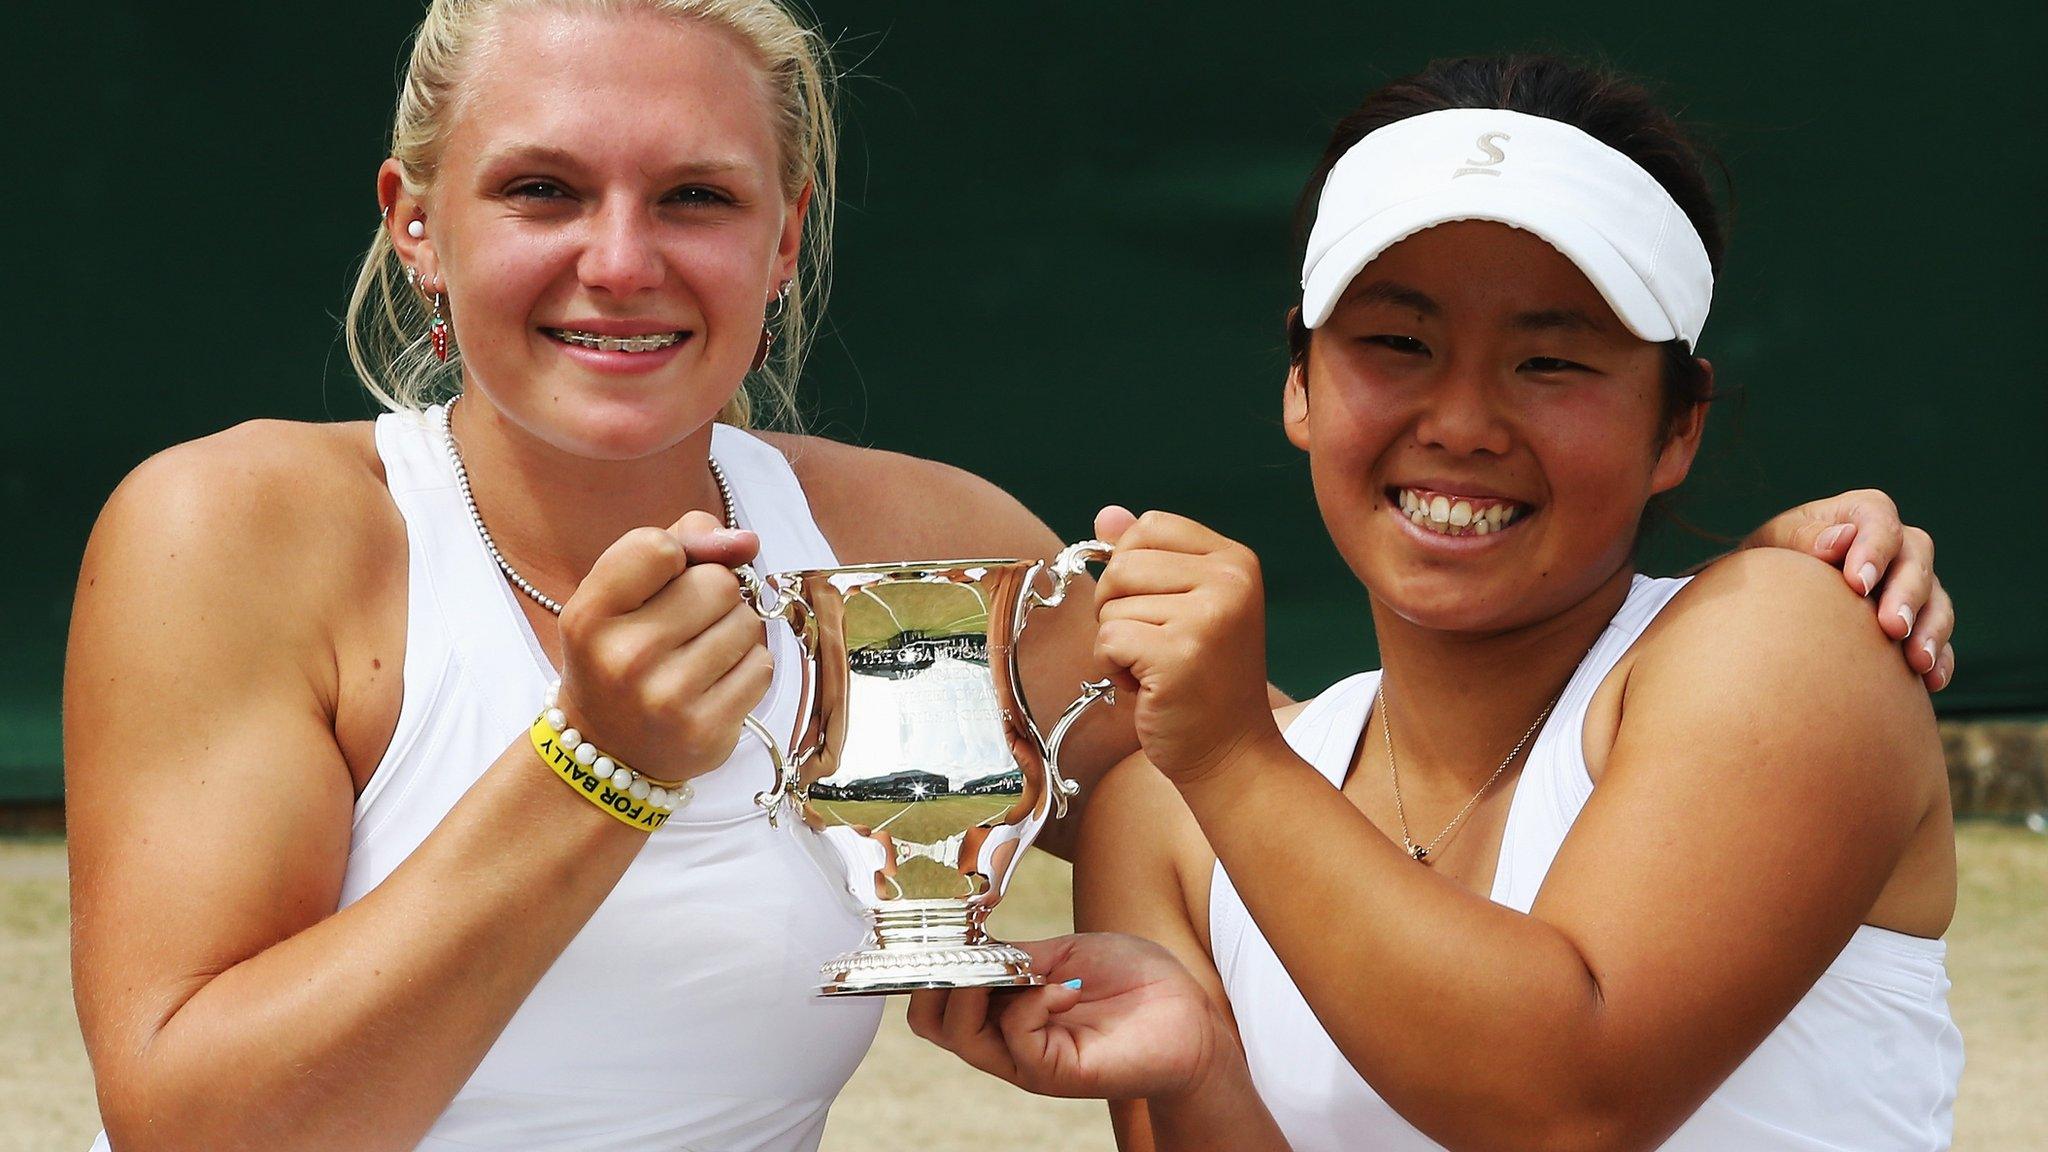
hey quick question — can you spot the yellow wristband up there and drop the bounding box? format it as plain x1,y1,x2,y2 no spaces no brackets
529,715,686,832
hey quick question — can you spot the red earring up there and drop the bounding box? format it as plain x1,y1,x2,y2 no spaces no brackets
430,291,450,362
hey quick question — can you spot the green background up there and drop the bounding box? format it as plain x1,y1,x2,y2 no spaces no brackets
5,2,2042,800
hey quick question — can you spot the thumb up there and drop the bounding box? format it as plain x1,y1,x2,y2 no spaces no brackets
1014,937,1092,1013
669,508,723,538
997,980,1085,1049
670,508,760,567
1807,519,1857,561
1094,504,1139,544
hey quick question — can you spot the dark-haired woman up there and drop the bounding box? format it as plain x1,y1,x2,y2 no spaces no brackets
909,56,1962,1152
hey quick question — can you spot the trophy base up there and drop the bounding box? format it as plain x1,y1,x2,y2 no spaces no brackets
818,901,1043,996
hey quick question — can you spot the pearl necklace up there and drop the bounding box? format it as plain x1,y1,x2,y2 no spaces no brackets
434,395,740,617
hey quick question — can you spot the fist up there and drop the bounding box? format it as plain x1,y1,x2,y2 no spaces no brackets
1092,507,1283,783
554,509,773,783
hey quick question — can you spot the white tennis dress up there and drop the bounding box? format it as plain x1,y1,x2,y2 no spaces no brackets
1211,575,1964,1151
91,406,882,1151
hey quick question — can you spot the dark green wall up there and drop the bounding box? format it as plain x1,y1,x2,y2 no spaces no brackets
6,1,2042,799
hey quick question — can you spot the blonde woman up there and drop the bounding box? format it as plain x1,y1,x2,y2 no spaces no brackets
64,7,1951,1151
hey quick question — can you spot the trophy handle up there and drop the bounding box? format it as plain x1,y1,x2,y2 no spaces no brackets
734,564,816,826
740,716,794,827
1042,678,1116,818
1017,539,1116,818
1022,538,1113,614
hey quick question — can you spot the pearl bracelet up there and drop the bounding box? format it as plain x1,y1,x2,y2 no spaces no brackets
532,683,693,831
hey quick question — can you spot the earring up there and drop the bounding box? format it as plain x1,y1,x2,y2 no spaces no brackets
750,282,793,372
430,291,450,362
405,266,420,288
408,219,426,239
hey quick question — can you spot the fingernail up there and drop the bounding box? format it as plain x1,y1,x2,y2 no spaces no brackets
1923,638,1938,667
1858,563,1879,597
1817,523,1850,551
1062,978,1084,990
1896,605,1914,634
711,527,750,542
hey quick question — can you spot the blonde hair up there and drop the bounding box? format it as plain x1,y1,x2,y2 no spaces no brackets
344,0,836,428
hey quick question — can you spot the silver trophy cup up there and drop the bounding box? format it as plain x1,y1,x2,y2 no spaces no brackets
737,541,1113,996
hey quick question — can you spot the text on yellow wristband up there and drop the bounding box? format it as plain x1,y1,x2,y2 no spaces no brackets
530,718,671,832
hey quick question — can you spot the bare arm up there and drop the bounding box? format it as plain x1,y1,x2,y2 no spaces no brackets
1152,549,1947,1152
68,430,768,1151
1074,755,1293,1152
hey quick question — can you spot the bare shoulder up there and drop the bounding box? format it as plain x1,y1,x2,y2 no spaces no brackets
95,418,390,566
752,431,1061,564
1621,547,1942,816
68,415,399,792
1646,548,1919,690
77,418,399,708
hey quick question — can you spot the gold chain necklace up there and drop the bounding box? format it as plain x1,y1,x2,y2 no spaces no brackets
1378,679,1560,863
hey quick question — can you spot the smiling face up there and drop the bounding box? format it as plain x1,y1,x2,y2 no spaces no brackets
386,5,804,459
1285,220,1706,635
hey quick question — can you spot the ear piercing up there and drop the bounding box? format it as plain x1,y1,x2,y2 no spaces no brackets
398,259,449,360
750,281,793,372
407,219,426,239
431,292,450,361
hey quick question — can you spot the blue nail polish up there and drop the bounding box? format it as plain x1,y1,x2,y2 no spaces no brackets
1062,978,1084,990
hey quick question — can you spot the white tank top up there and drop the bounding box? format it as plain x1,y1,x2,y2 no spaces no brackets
1211,574,1963,1152
93,407,882,1152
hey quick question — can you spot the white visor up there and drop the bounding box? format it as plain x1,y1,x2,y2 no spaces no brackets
1300,108,1713,349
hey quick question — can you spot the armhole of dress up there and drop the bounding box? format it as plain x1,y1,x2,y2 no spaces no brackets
1209,858,1247,987
352,414,444,830
1566,574,1694,801
1495,575,1697,909
1295,670,1379,789
709,424,841,570
701,424,836,756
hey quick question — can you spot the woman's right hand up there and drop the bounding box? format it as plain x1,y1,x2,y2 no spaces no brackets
907,932,1234,1101
554,508,773,784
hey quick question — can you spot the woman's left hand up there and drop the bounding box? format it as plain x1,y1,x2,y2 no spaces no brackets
906,933,1228,1101
1089,506,1285,785
1745,488,1955,691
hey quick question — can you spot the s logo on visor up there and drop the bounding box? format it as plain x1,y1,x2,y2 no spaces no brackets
1453,132,1510,178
